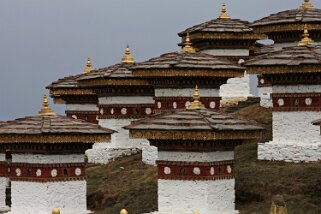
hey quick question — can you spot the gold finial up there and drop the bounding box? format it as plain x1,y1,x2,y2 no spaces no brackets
187,85,205,110
298,24,314,46
193,211,200,214
300,0,314,9
181,33,196,53
120,209,128,214
83,57,92,73
38,94,56,116
270,195,288,214
52,208,60,214
219,3,230,19
121,45,135,64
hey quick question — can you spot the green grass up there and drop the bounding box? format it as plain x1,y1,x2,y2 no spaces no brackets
87,104,321,214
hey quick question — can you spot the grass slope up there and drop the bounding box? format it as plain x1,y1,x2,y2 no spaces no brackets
87,104,321,214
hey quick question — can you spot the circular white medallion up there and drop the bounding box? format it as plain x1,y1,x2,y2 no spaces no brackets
238,59,245,65
210,101,216,109
15,168,21,177
145,108,152,115
7,168,10,173
121,108,127,115
305,98,312,106
185,101,191,108
260,78,265,84
36,169,42,177
226,165,232,174
277,98,284,107
193,167,201,175
71,115,77,119
173,102,177,109
100,108,104,115
157,102,162,109
75,168,82,176
51,169,57,177
210,167,215,175
164,167,171,175
110,108,114,115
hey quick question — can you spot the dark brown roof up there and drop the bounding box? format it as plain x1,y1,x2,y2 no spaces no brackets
77,63,134,81
47,74,82,89
252,8,321,32
312,118,321,126
125,109,263,141
252,44,283,55
0,115,115,143
178,18,254,36
131,52,244,77
246,45,321,74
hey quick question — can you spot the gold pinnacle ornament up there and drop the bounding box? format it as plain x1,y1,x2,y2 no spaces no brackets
38,95,56,116
83,57,92,73
219,3,230,19
52,208,60,214
298,24,314,46
187,85,205,110
121,45,135,64
120,209,128,214
300,0,314,9
181,33,196,53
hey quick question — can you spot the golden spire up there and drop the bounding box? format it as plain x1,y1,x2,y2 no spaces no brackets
300,0,314,9
193,211,200,214
83,57,92,73
52,208,60,214
219,3,230,19
187,85,205,110
298,24,314,46
120,209,128,214
121,45,135,64
181,33,196,53
38,95,56,116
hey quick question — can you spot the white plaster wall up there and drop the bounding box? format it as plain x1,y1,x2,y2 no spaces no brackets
155,88,219,97
66,104,98,112
86,147,139,164
142,145,158,166
158,179,237,214
0,154,5,161
258,142,321,162
220,72,252,106
11,154,84,164
10,180,88,214
273,84,321,93
273,112,321,144
99,96,154,105
201,49,249,57
258,86,272,108
158,151,234,162
0,177,7,209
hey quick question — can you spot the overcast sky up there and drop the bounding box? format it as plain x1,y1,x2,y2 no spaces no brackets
0,0,319,120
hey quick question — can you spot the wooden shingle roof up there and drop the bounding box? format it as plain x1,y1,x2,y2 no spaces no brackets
125,109,263,141
246,45,321,74
0,115,115,143
131,52,245,78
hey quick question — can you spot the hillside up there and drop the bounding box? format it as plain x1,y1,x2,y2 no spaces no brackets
87,104,321,214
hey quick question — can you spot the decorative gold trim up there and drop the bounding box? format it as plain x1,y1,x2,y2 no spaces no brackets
300,0,314,9
129,130,262,141
187,85,205,110
133,69,244,78
218,3,230,19
121,45,135,64
187,32,266,41
79,79,150,87
0,134,111,143
253,24,321,34
247,65,321,75
181,33,196,53
50,89,96,96
83,57,92,74
38,95,56,116
298,24,314,46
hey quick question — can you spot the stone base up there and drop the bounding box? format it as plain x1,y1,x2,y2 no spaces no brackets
220,97,247,108
258,141,321,163
86,147,139,164
142,145,158,166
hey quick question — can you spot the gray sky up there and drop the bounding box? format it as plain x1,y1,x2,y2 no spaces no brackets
0,0,319,120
